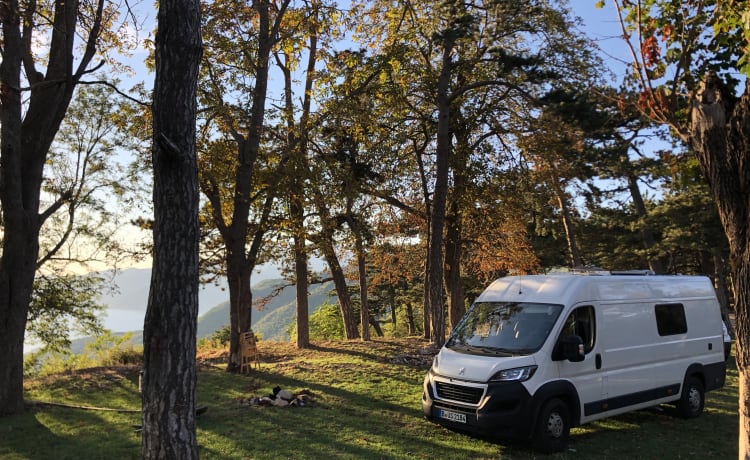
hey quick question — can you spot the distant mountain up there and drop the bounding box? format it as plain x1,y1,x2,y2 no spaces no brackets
97,265,280,332
30,266,334,355
251,281,336,340
70,275,337,352
197,279,336,341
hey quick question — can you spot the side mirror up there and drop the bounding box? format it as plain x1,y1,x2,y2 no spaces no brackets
560,334,585,362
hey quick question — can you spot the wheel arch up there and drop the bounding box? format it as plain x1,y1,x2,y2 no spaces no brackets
684,363,705,388
529,380,582,431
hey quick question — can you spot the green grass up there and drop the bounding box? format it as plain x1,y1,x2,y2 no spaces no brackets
0,338,739,459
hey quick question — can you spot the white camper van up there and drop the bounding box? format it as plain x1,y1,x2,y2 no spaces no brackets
422,272,727,453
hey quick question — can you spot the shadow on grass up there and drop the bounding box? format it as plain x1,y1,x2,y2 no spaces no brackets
306,337,434,367
194,368,511,459
0,407,140,460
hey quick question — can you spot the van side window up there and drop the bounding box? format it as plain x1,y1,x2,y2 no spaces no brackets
655,303,687,336
559,306,596,353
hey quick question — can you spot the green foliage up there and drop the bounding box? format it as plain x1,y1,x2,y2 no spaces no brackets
24,331,142,378
378,304,424,338
26,273,107,353
83,332,141,366
209,325,231,345
197,325,233,352
307,302,345,340
288,302,345,341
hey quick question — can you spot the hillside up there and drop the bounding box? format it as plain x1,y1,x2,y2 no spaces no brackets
66,278,335,353
197,279,336,340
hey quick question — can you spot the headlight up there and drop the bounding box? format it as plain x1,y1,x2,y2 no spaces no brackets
490,365,538,382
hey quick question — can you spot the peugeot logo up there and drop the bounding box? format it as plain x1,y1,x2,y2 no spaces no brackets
458,367,465,376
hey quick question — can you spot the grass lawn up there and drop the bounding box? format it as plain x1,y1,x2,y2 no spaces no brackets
0,338,738,459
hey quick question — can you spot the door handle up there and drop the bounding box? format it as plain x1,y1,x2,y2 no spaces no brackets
596,353,602,370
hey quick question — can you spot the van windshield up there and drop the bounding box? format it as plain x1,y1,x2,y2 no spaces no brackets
447,302,564,355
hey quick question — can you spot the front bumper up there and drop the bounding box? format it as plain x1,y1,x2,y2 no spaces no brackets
422,372,535,439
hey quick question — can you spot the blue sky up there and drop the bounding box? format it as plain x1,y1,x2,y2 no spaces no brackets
576,2,633,81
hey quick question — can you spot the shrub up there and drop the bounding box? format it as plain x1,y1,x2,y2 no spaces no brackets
288,302,346,341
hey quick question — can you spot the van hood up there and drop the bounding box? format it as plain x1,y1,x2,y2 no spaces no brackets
434,346,537,382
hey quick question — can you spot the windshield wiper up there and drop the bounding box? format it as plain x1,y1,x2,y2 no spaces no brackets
481,347,516,356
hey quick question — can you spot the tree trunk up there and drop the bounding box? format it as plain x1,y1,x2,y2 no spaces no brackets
0,236,37,416
226,260,253,371
426,35,455,347
689,77,750,460
444,121,468,331
141,0,201,455
292,179,310,348
625,171,665,273
320,238,359,339
369,318,384,337
736,265,750,460
277,10,317,348
311,183,359,339
422,261,431,340
740,369,750,459
550,180,582,268
0,0,30,416
444,202,465,330
388,284,397,326
405,301,416,336
714,254,734,337
356,234,371,341
0,0,100,416
215,0,275,370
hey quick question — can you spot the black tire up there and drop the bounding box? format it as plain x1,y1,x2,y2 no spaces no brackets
532,398,570,454
676,376,704,418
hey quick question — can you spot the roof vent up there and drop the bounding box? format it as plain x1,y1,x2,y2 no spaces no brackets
609,270,656,276
570,266,608,275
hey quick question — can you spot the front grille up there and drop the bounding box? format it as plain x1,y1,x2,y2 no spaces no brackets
435,381,484,404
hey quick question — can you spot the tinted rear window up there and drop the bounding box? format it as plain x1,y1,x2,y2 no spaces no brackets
655,303,687,336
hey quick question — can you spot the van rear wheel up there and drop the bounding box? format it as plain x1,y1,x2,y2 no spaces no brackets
677,376,704,418
532,398,570,453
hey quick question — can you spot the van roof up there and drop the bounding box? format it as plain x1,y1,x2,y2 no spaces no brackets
474,273,716,305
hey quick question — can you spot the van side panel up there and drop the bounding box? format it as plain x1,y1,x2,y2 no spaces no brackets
590,295,725,422
598,301,684,410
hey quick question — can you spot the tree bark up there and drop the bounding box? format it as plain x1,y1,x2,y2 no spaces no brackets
444,121,468,330
444,200,465,330
319,237,359,340
405,301,416,336
0,0,102,416
689,77,750,460
422,262,431,340
0,0,29,416
356,233,371,341
225,262,253,371
714,254,734,337
140,0,201,455
292,180,310,348
426,33,455,347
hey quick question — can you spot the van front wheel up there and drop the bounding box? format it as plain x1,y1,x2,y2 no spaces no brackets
677,376,704,418
532,398,570,453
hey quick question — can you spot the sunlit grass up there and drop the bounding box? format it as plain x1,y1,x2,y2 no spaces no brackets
0,339,739,459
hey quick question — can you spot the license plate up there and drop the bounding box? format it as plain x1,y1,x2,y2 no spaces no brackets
438,409,467,424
